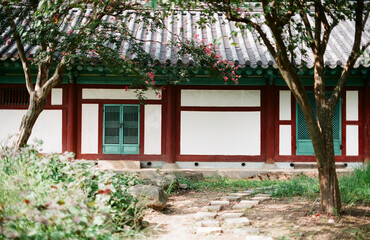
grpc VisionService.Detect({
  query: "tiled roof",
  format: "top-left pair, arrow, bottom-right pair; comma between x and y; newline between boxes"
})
1,10 -> 369,69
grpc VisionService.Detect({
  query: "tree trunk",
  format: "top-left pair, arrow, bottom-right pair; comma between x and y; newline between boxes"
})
14,91 -> 46,150
316,112 -> 342,214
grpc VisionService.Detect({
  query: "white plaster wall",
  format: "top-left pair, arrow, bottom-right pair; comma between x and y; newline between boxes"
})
279,125 -> 291,155
279,90 -> 291,120
81,104 -> 99,154
144,105 -> 162,154
346,91 -> 358,121
181,90 -> 260,107
82,89 -> 161,100
51,88 -> 63,105
346,125 -> 358,156
0,110 -> 62,152
180,111 -> 260,155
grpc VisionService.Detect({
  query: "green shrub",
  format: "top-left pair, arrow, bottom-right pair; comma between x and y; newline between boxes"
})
0,144 -> 143,239
339,164 -> 370,204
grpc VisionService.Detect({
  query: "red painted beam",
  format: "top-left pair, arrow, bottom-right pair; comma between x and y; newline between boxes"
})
66,79 -> 77,154
165,84 -> 176,163
265,85 -> 275,163
365,86 -> 370,163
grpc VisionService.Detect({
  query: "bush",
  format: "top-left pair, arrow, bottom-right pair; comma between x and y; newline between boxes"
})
339,164 -> 370,204
0,144 -> 143,239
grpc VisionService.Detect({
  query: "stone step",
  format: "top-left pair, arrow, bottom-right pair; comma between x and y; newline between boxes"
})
254,193 -> 271,197
196,227 -> 223,236
201,205 -> 223,212
220,196 -> 241,201
245,236 -> 273,240
210,200 -> 230,206
219,212 -> 244,220
251,196 -> 271,202
228,192 -> 252,197
232,203 -> 254,210
233,227 -> 260,235
194,212 -> 217,220
240,200 -> 260,205
224,217 -> 251,228
196,220 -> 221,227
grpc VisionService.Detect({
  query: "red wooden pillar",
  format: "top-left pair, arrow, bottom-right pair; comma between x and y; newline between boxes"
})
364,85 -> 370,163
164,84 -> 176,164
265,84 -> 275,163
66,79 -> 77,154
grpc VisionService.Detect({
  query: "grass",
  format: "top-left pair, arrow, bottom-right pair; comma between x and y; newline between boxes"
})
177,165 -> 370,205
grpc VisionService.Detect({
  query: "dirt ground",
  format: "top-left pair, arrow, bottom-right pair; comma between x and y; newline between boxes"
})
141,190 -> 370,240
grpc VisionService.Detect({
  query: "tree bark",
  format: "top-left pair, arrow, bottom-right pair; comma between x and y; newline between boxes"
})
14,92 -> 46,150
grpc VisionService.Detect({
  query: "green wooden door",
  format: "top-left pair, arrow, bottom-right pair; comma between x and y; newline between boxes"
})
296,92 -> 341,155
103,104 -> 140,154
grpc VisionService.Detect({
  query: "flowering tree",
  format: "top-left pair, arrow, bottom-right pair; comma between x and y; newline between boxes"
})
0,0 -> 169,150
156,0 -> 370,214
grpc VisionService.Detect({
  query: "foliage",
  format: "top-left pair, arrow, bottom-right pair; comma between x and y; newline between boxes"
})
0,144 -> 143,239
176,169 -> 370,205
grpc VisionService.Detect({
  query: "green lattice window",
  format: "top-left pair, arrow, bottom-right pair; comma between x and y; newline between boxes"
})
296,92 -> 341,155
103,104 -> 140,154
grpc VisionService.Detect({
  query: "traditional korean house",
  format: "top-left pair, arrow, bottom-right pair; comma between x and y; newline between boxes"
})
0,12 -> 369,168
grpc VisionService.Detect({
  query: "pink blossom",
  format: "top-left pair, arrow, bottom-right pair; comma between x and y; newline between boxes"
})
67,30 -> 72,35
224,76 -> 228,81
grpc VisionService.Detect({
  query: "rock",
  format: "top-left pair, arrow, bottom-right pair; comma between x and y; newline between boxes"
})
240,200 -> 260,205
224,217 -> 251,227
233,227 -> 260,235
328,219 -> 335,224
128,184 -> 167,210
233,204 -> 254,210
176,171 -> 205,182
196,227 -> 222,236
251,196 -> 271,202
243,190 -> 255,194
245,236 -> 273,240
210,200 -> 230,206
221,196 -> 241,201
196,220 -> 221,227
201,205 -> 223,212
219,212 -> 244,220
147,174 -> 178,190
179,183 -> 188,189
194,212 -> 217,220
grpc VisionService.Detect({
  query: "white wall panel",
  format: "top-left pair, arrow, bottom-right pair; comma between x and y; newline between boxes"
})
279,90 -> 291,120
346,125 -> 358,156
279,125 -> 291,155
180,111 -> 260,155
81,104 -> 99,154
82,89 -> 161,100
144,105 -> 162,154
346,91 -> 358,121
0,110 -> 62,152
51,88 -> 63,105
181,90 -> 260,107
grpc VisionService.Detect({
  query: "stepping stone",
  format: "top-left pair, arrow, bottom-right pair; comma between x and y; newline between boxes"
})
201,205 -> 223,212
251,196 -> 271,202
196,220 -> 221,227
233,227 -> 260,235
245,236 -> 273,240
240,200 -> 260,205
224,217 -> 250,227
219,212 -> 244,220
228,192 -> 251,197
210,200 -> 230,206
196,227 -> 222,236
233,203 -> 253,210
254,193 -> 271,197
194,212 -> 217,220
221,196 -> 241,201
242,190 -> 254,194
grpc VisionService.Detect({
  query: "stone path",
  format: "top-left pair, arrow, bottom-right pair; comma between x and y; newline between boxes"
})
194,187 -> 276,240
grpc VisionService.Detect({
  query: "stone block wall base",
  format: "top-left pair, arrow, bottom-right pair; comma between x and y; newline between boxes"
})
261,163 -> 278,169
97,160 -> 141,170
162,163 -> 180,169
